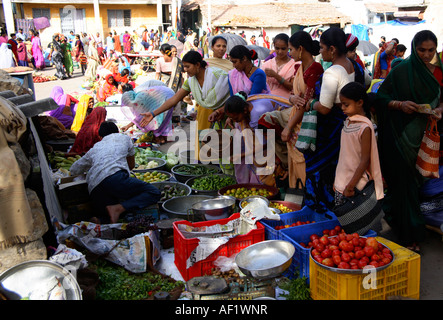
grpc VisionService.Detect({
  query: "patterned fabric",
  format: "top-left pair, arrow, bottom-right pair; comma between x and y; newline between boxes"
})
183,67 -> 230,111
121,86 -> 175,136
49,38 -> 67,79
70,132 -> 136,193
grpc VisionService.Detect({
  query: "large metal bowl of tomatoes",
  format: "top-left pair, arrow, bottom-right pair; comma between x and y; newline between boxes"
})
309,232 -> 394,274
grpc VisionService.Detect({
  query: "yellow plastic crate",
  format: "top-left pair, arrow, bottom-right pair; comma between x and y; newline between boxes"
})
309,237 -> 421,300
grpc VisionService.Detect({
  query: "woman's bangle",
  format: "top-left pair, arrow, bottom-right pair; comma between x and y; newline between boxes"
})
279,77 -> 285,84
310,98 -> 318,111
150,111 -> 155,118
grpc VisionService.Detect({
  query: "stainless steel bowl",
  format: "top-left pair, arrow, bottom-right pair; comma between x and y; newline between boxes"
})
235,240 -> 295,280
239,195 -> 269,210
162,195 -> 214,221
192,196 -> 236,219
151,181 -> 192,203
309,237 -> 395,274
133,157 -> 166,172
0,260 -> 82,300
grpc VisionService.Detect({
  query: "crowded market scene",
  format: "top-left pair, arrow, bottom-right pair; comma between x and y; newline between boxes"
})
0,0 -> 443,308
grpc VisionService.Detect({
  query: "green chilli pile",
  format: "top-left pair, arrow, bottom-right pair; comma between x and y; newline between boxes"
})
191,174 -> 236,191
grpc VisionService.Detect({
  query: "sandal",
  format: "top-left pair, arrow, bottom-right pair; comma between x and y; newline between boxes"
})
406,243 -> 421,255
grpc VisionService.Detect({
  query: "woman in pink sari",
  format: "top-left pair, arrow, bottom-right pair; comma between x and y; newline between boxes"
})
123,31 -> 132,53
30,30 -> 45,70
261,33 -> 295,99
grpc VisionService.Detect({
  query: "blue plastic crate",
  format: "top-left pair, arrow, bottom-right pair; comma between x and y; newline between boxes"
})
280,219 -> 377,281
260,206 -> 337,241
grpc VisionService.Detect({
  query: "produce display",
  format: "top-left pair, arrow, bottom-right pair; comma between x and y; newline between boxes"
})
274,221 -> 315,230
33,75 -> 58,82
48,152 -> 81,170
120,216 -> 158,239
191,175 -> 236,191
93,259 -> 184,300
277,277 -> 311,300
270,202 -> 293,214
304,226 -> 394,270
173,164 -> 219,176
134,171 -> 169,183
136,160 -> 160,170
159,184 -> 188,201
134,147 -> 179,171
224,187 -> 273,199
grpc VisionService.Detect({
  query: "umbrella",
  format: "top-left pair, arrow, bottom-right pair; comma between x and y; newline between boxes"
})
246,45 -> 271,60
208,33 -> 247,54
357,40 -> 378,56
167,39 -> 184,57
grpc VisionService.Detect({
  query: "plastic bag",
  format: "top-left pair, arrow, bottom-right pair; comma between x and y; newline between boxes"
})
214,255 -> 238,273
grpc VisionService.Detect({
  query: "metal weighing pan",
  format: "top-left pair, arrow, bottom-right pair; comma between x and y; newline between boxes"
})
235,240 -> 295,280
0,260 -> 82,300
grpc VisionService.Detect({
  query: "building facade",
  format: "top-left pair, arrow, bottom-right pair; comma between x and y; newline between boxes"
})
2,0 -> 174,46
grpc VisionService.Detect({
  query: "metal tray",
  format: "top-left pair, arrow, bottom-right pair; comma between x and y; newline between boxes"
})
0,260 -> 82,300
235,240 -> 295,280
309,237 -> 395,274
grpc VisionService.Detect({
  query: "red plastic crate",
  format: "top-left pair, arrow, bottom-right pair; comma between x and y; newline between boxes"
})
173,213 -> 265,281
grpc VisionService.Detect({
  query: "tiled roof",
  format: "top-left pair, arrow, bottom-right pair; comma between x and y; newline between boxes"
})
182,1 -> 352,27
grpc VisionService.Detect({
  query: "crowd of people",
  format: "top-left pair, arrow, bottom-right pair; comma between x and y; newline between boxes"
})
20,25 -> 443,250
135,27 -> 443,253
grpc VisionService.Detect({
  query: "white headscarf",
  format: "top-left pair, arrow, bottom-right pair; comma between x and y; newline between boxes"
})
0,43 -> 15,68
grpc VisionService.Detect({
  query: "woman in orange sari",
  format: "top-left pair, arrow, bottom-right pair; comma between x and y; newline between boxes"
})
97,74 -> 119,102
113,31 -> 122,53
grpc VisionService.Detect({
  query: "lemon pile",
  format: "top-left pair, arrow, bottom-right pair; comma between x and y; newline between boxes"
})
134,171 -> 169,183
223,187 -> 272,200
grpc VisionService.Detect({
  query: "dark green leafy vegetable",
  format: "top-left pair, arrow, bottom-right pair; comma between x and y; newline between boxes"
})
277,274 -> 311,300
93,260 -> 184,300
191,175 -> 236,191
174,164 -> 219,175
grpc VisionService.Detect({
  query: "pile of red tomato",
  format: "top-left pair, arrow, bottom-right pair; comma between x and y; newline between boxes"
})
274,220 -> 315,230
33,76 -> 49,83
300,226 -> 394,270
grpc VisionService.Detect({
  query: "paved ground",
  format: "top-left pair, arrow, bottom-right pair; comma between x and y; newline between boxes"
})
32,65 -> 443,300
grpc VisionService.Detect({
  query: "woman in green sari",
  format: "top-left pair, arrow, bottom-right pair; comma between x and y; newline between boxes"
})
138,51 -> 231,161
376,30 -> 443,252
61,37 -> 74,77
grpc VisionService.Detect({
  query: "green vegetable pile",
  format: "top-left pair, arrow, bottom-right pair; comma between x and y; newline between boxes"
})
174,164 -> 219,176
277,274 -> 311,300
93,260 -> 184,300
159,184 -> 188,201
135,147 -> 179,171
48,152 -> 81,170
191,174 -> 236,191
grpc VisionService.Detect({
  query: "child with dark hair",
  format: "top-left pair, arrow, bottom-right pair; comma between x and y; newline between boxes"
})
332,82 -> 384,232
223,91 -> 288,186
70,120 -> 161,223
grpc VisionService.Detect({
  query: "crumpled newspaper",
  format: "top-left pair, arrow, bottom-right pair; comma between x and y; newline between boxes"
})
183,202 -> 280,269
55,221 -> 160,273
49,244 -> 88,271
239,201 -> 280,234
